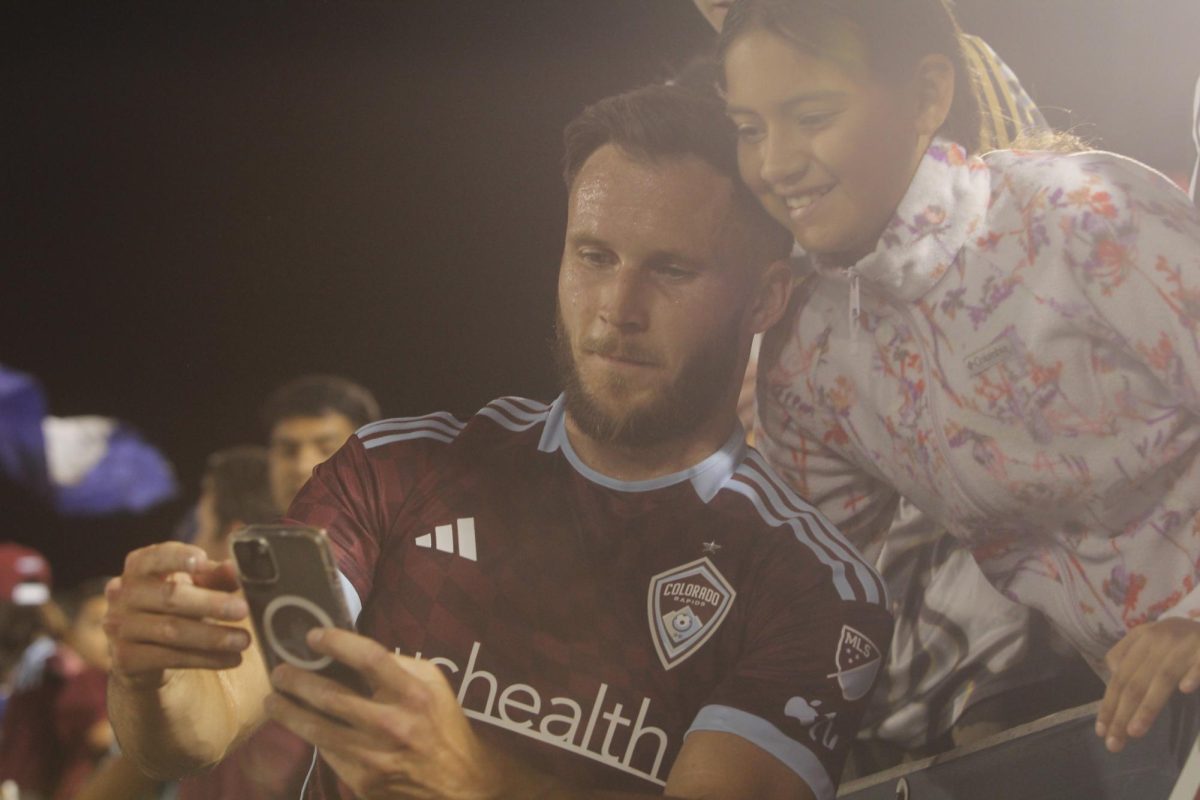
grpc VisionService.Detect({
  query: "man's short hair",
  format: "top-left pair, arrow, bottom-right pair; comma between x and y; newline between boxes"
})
561,83 -> 794,267
205,445 -> 277,532
260,375 -> 380,433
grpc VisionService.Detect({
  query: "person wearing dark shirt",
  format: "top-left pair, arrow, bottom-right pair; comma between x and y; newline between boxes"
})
103,83 -> 889,799
262,375 -> 381,515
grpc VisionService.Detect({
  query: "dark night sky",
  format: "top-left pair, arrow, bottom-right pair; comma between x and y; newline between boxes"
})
4,1 -> 1199,585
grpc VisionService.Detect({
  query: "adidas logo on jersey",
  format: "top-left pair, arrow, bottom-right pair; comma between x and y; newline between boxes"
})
415,517 -> 477,561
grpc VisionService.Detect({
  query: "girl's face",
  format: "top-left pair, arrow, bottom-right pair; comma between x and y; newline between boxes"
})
724,26 -> 929,265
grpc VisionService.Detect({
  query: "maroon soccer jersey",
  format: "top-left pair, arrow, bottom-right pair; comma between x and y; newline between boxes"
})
287,396 -> 890,799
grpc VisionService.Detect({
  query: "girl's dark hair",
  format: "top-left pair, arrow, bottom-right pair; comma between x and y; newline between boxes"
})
717,0 -> 983,154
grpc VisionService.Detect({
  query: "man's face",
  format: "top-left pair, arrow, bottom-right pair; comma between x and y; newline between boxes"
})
267,413 -> 357,512
556,144 -> 760,447
691,0 -> 733,32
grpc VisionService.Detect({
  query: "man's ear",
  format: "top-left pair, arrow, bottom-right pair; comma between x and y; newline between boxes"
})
749,259 -> 795,334
912,53 -> 956,138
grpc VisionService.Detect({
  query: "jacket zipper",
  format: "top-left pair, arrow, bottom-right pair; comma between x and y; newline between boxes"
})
847,269 -> 861,353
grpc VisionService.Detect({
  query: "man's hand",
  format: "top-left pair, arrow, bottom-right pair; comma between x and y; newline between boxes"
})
105,542 -> 252,691
266,628 -> 519,800
105,543 -> 271,778
269,629 -> 817,800
1096,617 -> 1200,752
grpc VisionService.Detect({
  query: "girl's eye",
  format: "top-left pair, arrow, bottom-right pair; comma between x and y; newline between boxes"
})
735,123 -> 764,144
796,111 -> 836,128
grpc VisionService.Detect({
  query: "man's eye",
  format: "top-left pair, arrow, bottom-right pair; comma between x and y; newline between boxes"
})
656,264 -> 694,281
579,249 -> 614,267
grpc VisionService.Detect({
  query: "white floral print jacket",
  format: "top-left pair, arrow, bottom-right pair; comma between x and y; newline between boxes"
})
759,137 -> 1200,666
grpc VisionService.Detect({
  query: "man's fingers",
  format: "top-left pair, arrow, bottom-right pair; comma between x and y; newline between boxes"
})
271,664 -> 424,747
265,691 -> 389,756
109,611 -> 250,654
124,543 -> 214,579
192,560 -> 242,592
116,578 -> 247,621
110,640 -> 244,678
306,629 -> 416,696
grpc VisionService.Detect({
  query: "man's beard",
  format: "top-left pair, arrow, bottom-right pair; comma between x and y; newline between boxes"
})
553,309 -> 742,449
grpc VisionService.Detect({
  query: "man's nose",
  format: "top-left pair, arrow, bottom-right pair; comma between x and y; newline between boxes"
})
598,268 -> 648,331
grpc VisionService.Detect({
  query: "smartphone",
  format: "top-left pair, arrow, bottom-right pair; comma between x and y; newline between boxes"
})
231,524 -> 370,696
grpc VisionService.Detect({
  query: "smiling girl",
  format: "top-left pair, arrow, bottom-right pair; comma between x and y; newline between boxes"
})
718,0 -> 1200,755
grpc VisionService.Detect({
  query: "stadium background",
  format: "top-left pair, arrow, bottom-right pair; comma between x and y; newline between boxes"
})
4,0 -> 1199,583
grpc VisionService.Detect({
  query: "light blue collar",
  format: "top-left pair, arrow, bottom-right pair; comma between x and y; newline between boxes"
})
537,394 -> 745,503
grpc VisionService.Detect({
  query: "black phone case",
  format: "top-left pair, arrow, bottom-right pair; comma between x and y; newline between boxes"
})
231,525 -> 369,696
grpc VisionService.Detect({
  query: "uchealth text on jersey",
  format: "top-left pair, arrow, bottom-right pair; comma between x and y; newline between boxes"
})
411,640 -> 670,787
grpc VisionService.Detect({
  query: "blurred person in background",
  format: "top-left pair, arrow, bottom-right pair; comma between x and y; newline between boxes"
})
686,0 -> 1089,776
1,575 -> 112,800
169,381 -> 379,799
0,543 -> 60,720
176,445 -> 299,800
261,375 -> 381,515
75,447 -> 284,800
147,378 -> 378,797
190,446 -> 279,562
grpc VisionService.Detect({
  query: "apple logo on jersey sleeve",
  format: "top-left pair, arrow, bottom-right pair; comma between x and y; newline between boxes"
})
647,557 -> 736,670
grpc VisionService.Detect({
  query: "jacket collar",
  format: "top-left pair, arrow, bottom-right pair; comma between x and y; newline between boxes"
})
812,137 -> 991,302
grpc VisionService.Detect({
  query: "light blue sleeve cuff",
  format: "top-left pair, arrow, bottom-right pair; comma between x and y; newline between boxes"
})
686,704 -> 833,800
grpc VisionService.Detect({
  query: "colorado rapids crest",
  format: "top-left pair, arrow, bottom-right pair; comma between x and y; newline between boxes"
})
647,557 -> 735,670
